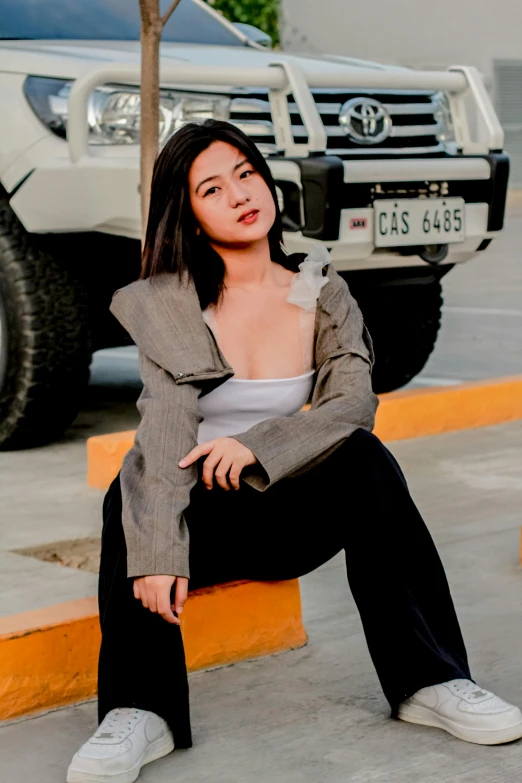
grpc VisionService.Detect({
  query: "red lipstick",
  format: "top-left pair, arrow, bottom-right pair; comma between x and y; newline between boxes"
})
238,209 -> 259,224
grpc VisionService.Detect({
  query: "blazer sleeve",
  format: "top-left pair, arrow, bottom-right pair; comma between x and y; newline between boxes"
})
230,276 -> 379,491
109,282 -> 206,579
118,349 -> 202,579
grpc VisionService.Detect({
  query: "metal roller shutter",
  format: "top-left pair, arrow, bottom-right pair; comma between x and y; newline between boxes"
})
494,59 -> 522,187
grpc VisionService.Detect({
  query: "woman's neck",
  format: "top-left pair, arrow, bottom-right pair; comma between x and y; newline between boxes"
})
210,237 -> 281,290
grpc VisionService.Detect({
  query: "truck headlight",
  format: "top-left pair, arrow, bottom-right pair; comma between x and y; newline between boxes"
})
24,76 -> 230,145
432,91 -> 456,150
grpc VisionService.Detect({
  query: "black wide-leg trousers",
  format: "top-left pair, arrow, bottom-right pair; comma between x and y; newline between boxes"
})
97,429 -> 473,749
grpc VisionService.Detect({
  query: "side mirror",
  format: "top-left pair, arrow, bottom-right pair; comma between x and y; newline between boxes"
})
232,23 -> 273,49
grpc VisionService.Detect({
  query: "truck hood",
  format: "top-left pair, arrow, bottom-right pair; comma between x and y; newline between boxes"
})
0,39 -> 406,83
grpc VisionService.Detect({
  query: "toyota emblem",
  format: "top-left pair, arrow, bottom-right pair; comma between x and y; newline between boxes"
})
339,97 -> 392,145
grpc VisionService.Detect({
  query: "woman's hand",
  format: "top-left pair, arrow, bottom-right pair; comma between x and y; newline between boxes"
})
133,574 -> 188,625
179,436 -> 258,490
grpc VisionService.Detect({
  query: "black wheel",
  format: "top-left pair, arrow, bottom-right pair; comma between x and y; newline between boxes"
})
0,203 -> 92,449
346,277 -> 443,394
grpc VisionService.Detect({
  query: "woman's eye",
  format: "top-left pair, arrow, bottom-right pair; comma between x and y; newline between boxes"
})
240,169 -> 255,179
204,186 -> 219,197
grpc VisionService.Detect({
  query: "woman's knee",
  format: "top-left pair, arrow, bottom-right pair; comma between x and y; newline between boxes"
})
337,428 -> 408,483
351,428 -> 409,488
345,427 -> 386,456
325,429 -> 383,479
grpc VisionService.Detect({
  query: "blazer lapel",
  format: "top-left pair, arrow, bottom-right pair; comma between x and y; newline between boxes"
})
110,270 -> 234,383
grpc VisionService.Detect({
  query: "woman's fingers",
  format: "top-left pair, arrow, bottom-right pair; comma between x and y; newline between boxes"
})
201,450 -> 222,489
214,455 -> 234,491
133,575 -> 179,624
181,438 -> 254,490
158,583 -> 179,625
140,585 -> 150,609
204,455 -> 246,491
228,463 -> 242,490
147,586 -> 158,614
178,440 -> 214,468
173,577 -> 189,616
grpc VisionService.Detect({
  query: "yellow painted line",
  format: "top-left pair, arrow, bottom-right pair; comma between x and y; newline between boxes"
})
87,375 -> 522,490
0,580 -> 306,721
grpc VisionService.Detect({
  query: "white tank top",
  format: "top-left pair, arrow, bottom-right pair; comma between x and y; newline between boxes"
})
196,244 -> 331,444
197,370 -> 315,444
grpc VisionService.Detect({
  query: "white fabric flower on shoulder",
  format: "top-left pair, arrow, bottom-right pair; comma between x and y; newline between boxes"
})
286,242 -> 331,311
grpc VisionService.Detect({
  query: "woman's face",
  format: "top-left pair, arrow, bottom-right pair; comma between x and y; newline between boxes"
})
188,140 -> 276,247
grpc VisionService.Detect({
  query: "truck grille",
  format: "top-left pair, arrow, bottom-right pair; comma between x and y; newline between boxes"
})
227,89 -> 443,157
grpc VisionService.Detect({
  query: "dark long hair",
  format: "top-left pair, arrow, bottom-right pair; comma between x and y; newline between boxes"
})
140,119 -> 298,309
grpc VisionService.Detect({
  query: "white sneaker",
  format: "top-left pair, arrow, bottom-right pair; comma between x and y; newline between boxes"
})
66,707 -> 174,783
398,678 -> 522,745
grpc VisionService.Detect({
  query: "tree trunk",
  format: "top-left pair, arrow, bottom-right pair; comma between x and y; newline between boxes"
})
139,0 -> 184,247
139,1 -> 162,243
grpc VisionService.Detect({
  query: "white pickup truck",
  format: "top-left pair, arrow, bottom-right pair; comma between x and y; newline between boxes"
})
0,0 -> 509,448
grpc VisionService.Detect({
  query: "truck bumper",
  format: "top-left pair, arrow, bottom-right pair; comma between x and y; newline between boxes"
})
273,153 -> 509,270
9,144 -> 508,271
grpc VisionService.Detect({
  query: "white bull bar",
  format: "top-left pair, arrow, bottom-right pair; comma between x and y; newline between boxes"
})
67,61 -> 504,163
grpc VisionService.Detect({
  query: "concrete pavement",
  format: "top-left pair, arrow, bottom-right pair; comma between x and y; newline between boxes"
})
0,439 -> 101,615
2,421 -> 522,782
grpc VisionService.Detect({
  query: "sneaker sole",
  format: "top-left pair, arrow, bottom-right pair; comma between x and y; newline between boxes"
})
398,703 -> 522,746
66,731 -> 175,783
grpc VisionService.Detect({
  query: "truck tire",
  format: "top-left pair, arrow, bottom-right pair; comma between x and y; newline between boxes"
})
348,278 -> 443,394
0,204 -> 92,449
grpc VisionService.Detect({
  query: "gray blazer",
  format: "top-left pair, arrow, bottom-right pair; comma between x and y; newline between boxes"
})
109,263 -> 379,579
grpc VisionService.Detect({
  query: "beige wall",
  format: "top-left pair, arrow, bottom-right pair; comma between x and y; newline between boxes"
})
281,0 -> 522,88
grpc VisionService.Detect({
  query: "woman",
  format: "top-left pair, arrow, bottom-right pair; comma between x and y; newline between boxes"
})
67,120 -> 522,783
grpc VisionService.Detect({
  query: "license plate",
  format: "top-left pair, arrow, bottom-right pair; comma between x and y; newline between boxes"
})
374,198 -> 465,247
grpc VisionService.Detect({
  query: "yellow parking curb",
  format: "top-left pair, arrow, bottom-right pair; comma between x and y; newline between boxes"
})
374,374 -> 522,441
87,430 -> 136,491
0,597 -> 100,721
0,579 -> 306,721
87,375 -> 522,490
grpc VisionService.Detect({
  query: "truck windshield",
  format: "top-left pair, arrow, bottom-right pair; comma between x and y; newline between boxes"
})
0,0 -> 244,46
